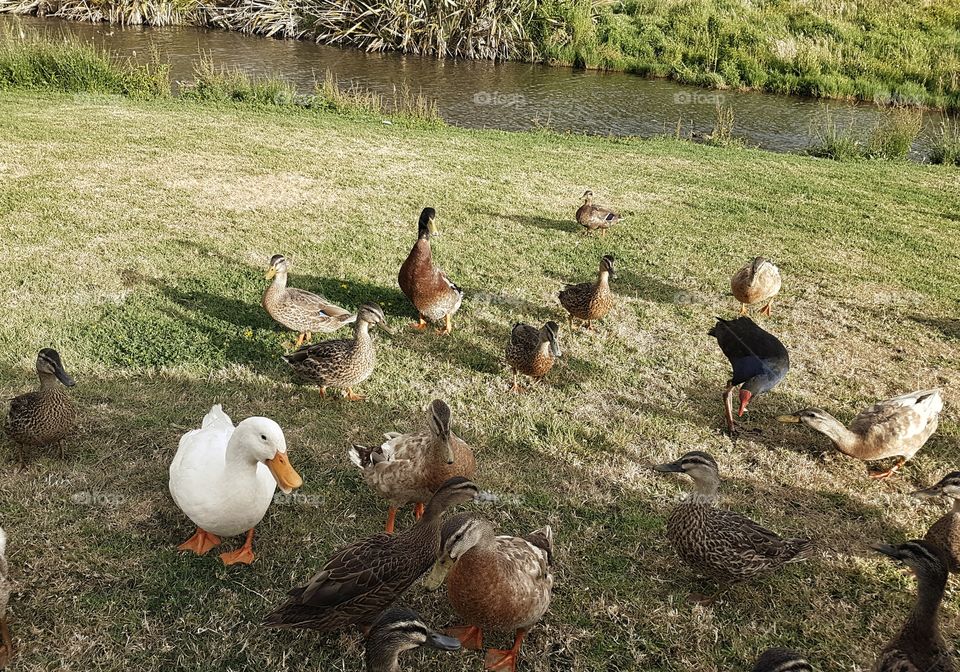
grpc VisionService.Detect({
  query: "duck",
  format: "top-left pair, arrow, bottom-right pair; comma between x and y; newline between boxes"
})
912,471 -> 960,572
168,405 -> 303,565
709,316 -> 789,433
0,528 -> 11,667
752,648 -> 811,672
653,451 -> 812,586
262,254 -> 356,347
262,477 -> 479,633
576,190 -> 622,236
423,513 -> 553,672
559,255 -> 616,331
397,207 -> 463,336
777,389 -> 942,479
349,400 -> 476,534
282,303 -> 390,401
731,257 -> 781,316
4,348 -> 77,464
365,607 -> 461,672
871,540 -> 953,672
505,321 -> 561,393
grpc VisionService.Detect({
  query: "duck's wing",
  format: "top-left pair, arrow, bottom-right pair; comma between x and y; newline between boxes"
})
706,508 -> 810,562
284,288 -> 354,320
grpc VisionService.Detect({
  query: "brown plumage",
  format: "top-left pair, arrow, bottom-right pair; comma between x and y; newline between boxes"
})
349,400 -> 476,533
913,472 -> 960,572
731,257 -> 781,316
575,190 -> 621,236
4,349 -> 77,463
558,255 -> 615,331
397,207 -> 463,335
654,452 -> 813,585
262,477 -> 479,633
504,321 -> 560,393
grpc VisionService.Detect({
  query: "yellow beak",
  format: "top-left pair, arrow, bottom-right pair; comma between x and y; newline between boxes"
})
422,556 -> 455,591
776,415 -> 801,423
265,267 -> 277,280
265,451 -> 303,494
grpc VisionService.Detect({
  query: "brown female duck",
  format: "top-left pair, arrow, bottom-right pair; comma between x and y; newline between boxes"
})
4,349 -> 77,464
505,321 -> 560,393
913,472 -> 960,572
262,477 -> 478,633
576,190 -> 622,236
558,255 -> 616,331
349,399 -> 476,533
731,257 -> 781,316
424,513 -> 553,672
398,207 -> 463,335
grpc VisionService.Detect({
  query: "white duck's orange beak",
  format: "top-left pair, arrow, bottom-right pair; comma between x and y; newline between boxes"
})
265,451 -> 303,494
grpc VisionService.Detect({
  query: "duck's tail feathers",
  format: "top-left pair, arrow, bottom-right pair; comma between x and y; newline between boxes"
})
202,404 -> 233,429
786,538 -> 815,562
349,444 -> 373,468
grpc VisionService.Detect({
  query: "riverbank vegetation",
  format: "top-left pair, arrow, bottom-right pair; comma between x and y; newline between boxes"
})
2,0 -> 959,111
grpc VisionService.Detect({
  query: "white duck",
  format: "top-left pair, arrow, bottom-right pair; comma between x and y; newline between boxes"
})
169,405 -> 303,565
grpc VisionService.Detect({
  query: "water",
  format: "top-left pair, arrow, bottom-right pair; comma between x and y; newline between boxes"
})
5,15 -> 953,157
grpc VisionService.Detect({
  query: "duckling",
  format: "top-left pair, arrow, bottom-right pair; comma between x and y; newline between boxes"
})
505,321 -> 560,393
424,513 -> 553,672
871,540 -> 953,672
912,471 -> 960,572
349,399 -> 476,534
0,528 -> 11,667
282,303 -> 390,401
559,255 -> 616,331
4,349 -> 77,464
752,648 -> 811,672
709,317 -> 789,433
262,254 -> 356,347
653,451 -> 812,586
576,190 -> 622,236
262,477 -> 479,633
398,207 -> 463,336
731,257 -> 781,316
778,389 -> 942,479
365,607 -> 461,672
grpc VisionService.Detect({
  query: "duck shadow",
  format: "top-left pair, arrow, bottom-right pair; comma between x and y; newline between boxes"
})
613,269 -> 694,305
908,314 -> 960,340
480,209 -> 577,234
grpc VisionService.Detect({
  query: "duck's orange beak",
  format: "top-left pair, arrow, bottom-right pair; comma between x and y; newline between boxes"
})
265,451 -> 303,494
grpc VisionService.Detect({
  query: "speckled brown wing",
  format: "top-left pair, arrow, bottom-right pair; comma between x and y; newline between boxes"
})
925,512 -> 960,573
850,391 -> 942,461
279,288 -> 355,332
873,647 -> 954,672
577,204 -> 620,232
4,389 -> 76,446
559,281 -> 612,321
506,324 -> 544,376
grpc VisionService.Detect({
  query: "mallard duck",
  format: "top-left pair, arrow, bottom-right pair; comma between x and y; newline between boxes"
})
263,254 -> 356,347
262,477 -> 479,632
558,255 -> 616,331
912,471 -> 960,572
0,528 -> 11,667
653,451 -> 812,585
4,349 -> 77,464
709,316 -> 789,433
731,257 -> 781,316
365,607 -> 460,672
397,207 -> 463,336
423,513 -> 553,672
505,321 -> 560,393
168,405 -> 303,565
871,540 -> 953,672
282,303 -> 390,401
349,399 -> 476,534
752,649 -> 811,672
778,389 -> 942,479
576,190 -> 622,236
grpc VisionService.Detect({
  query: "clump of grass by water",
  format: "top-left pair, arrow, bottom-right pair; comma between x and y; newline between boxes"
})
929,119 -> 960,166
312,70 -> 441,123
0,21 -> 168,97
180,55 -> 298,106
806,107 -> 863,161
705,104 -> 743,148
865,107 -> 922,160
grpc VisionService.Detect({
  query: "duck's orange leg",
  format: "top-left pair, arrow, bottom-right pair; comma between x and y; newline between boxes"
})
319,386 -> 328,399
411,315 -> 428,331
761,301 -> 772,317
484,629 -> 528,671
447,625 -> 483,651
346,388 -> 366,401
177,528 -> 221,555
510,371 -> 522,394
738,304 -> 748,316
385,506 -> 398,534
220,528 -> 256,566
0,616 -> 13,666
294,333 -> 307,348
870,457 -> 906,480
436,314 -> 452,336
413,502 -> 425,520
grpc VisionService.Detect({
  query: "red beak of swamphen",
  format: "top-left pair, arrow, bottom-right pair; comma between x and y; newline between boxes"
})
738,389 -> 753,416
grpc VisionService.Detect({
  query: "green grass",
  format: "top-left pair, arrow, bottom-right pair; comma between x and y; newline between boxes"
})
0,90 -> 959,671
931,118 -> 960,166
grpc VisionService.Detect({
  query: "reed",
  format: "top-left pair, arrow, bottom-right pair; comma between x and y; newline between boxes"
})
865,106 -> 922,161
180,53 -> 298,105
929,118 -> 960,166
806,106 -> 863,161
705,104 -> 742,148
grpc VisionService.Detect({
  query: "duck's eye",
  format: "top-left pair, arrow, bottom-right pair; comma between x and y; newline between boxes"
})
260,434 -> 267,441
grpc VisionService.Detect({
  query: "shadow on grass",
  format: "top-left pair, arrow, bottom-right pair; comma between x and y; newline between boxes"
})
481,209 -> 578,234
908,314 -> 960,340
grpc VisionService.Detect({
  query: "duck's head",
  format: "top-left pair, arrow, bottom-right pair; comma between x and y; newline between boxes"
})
234,417 -> 303,494
599,254 -> 616,280
776,408 -> 834,431
357,303 -> 392,334
752,649 -> 811,672
542,321 -> 561,358
582,189 -> 594,203
265,254 -> 288,280
871,539 -> 947,583
365,607 -> 460,670
422,477 -> 479,520
417,207 -> 438,239
36,348 -> 75,387
423,513 -> 493,590
653,451 -> 720,490
912,471 -> 960,501
427,399 -> 454,464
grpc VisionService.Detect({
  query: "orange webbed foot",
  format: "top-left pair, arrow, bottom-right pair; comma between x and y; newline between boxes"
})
446,625 -> 483,651
219,529 -> 255,565
410,316 -> 428,331
177,528 -> 221,556
484,630 -> 527,671
345,388 -> 367,402
413,502 -> 425,520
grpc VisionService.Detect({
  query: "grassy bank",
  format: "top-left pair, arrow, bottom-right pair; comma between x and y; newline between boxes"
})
1,81 -> 960,671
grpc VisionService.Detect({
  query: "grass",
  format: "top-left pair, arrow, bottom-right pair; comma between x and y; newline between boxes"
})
1,89 -> 960,671
931,119 -> 960,166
